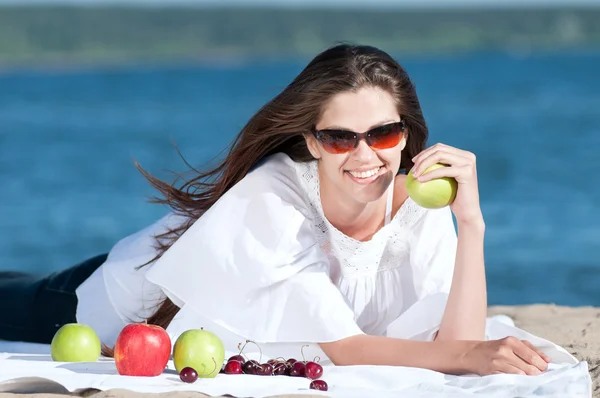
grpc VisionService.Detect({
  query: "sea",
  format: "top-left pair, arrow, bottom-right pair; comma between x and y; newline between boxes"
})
1,50 -> 599,306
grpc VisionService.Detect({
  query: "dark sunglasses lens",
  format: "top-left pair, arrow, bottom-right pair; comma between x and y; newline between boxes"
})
316,130 -> 357,154
368,123 -> 404,150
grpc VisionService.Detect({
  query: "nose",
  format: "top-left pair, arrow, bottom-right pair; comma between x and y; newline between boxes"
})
352,138 -> 376,162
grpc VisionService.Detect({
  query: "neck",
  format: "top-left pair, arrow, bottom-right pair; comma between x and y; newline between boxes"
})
319,174 -> 389,242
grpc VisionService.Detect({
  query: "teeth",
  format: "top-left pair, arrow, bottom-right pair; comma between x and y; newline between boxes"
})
348,167 -> 381,179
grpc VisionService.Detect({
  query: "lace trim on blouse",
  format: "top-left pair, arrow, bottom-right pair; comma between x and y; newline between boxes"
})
293,160 -> 426,277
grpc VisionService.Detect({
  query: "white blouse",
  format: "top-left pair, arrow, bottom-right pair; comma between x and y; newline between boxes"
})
75,152 -> 459,360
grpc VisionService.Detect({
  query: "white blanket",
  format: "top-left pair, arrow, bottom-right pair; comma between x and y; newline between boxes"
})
0,341 -> 592,398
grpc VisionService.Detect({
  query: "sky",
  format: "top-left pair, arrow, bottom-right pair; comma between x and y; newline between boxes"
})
0,0 -> 598,7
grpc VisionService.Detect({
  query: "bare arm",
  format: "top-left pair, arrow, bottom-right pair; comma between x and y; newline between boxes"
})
410,144 -> 488,342
436,218 -> 487,341
319,330 -> 551,376
319,334 -> 473,375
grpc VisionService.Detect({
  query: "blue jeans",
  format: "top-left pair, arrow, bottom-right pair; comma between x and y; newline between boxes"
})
0,253 -> 107,344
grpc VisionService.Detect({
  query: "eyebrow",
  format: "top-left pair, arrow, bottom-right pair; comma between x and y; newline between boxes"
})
319,119 -> 399,131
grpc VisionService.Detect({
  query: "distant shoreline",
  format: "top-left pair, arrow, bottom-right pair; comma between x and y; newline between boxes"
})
1,5 -> 599,69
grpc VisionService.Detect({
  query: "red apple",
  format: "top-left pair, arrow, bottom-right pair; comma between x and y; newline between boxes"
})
114,323 -> 171,377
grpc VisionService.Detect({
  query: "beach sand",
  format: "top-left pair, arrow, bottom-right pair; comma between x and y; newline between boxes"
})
487,304 -> 599,397
4,304 -> 598,398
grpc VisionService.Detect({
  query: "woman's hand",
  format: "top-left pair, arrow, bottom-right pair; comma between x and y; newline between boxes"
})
463,337 -> 552,376
411,143 -> 482,225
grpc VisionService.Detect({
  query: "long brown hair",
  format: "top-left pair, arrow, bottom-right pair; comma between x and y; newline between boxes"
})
140,43 -> 429,329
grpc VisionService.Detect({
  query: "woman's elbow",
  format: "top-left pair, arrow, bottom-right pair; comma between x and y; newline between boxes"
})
318,337 -> 359,366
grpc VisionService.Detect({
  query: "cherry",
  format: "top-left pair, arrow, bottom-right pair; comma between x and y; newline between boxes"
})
228,355 -> 245,363
256,363 -> 274,376
309,379 -> 328,391
242,359 -> 260,375
289,361 -> 306,377
279,358 -> 296,376
179,367 -> 198,383
305,361 -> 323,380
280,359 -> 295,375
272,362 -> 287,376
224,360 -> 243,374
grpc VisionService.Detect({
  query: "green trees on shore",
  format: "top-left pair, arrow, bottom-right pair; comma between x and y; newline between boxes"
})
0,5 -> 598,65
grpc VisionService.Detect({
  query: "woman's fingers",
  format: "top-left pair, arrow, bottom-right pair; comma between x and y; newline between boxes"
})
492,362 -> 528,376
411,143 -> 474,165
412,150 -> 470,178
414,164 -> 469,183
521,340 -> 552,363
411,143 -> 477,185
516,340 -> 551,369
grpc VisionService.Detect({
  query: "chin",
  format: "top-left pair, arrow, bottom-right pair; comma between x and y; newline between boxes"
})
351,190 -> 386,205
344,170 -> 394,203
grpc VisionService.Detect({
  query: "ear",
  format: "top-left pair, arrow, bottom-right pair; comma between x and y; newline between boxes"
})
399,132 -> 407,152
304,133 -> 322,159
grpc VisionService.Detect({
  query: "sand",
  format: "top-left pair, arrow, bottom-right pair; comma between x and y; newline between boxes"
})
2,304 -> 598,398
487,304 -> 599,396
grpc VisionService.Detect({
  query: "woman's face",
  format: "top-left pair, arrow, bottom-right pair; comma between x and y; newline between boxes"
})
306,86 -> 406,206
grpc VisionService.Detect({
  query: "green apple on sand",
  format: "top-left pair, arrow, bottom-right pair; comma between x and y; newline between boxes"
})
50,323 -> 101,362
173,329 -> 225,378
405,163 -> 458,209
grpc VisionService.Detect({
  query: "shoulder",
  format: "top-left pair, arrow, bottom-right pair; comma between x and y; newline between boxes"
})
227,152 -> 312,217
245,152 -> 304,186
144,155 -> 325,289
194,153 -> 316,250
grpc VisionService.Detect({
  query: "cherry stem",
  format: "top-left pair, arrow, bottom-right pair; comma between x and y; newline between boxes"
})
245,339 -> 263,363
300,344 -> 309,363
237,341 -> 250,361
313,356 -> 321,363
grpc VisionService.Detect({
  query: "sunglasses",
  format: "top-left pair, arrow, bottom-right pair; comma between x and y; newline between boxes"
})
311,120 -> 406,154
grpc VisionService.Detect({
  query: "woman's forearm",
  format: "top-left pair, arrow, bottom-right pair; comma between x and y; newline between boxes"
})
320,334 -> 473,374
436,217 -> 487,341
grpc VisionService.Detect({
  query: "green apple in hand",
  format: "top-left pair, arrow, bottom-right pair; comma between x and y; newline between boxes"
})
51,323 -> 101,362
173,329 -> 225,378
406,163 -> 458,209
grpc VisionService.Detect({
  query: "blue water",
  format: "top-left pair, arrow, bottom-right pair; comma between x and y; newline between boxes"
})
1,51 -> 599,306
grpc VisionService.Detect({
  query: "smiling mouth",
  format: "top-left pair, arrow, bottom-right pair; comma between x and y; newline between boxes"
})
346,166 -> 382,179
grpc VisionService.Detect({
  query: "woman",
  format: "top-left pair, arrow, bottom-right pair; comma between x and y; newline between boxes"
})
0,43 -> 575,377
